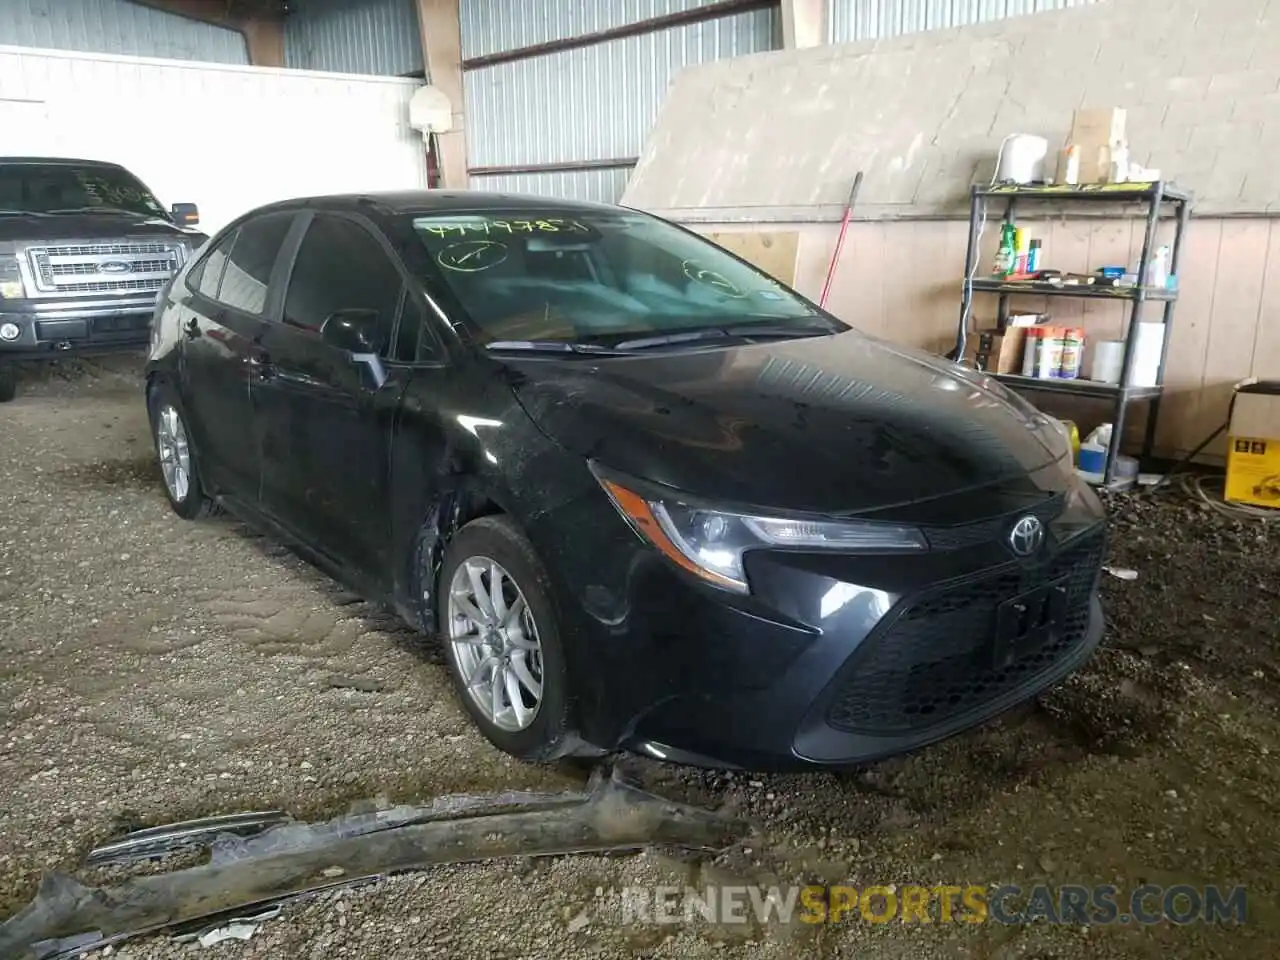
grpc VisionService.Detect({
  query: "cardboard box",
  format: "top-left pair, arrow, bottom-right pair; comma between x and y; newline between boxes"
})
966,327 -> 1027,374
1069,107 -> 1127,183
1224,382 -> 1280,509
1070,107 -> 1127,145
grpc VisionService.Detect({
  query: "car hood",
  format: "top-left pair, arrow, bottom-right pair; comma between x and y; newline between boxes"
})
501,330 -> 1067,515
0,211 -> 201,243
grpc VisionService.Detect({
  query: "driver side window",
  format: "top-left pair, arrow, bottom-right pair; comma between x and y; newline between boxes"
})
283,215 -> 402,350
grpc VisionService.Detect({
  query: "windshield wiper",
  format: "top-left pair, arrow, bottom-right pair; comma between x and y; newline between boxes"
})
485,339 -> 626,356
0,209 -> 54,217
613,321 -> 836,351
47,205 -> 151,217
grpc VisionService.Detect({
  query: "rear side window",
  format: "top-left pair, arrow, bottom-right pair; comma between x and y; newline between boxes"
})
283,215 -> 403,344
217,212 -> 294,315
192,229 -> 236,300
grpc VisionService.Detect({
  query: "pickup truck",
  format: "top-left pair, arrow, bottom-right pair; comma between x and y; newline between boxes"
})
0,156 -> 207,402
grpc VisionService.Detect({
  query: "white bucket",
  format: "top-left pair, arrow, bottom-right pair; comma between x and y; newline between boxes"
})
996,134 -> 1050,184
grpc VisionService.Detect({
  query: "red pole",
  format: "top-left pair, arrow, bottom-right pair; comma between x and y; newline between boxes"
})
819,172 -> 863,309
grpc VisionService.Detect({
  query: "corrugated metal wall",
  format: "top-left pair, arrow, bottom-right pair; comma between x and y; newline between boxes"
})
463,2 -> 778,203
461,0 -> 730,58
283,0 -> 424,76
829,0 -> 1101,42
4,0 -> 247,63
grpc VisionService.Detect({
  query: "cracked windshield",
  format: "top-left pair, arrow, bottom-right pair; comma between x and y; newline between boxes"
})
411,210 -> 828,346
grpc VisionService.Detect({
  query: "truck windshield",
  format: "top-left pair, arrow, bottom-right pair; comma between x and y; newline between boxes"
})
409,209 -> 840,346
0,162 -> 168,218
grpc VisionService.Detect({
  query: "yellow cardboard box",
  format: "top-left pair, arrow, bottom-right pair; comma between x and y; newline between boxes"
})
1224,382 -> 1280,509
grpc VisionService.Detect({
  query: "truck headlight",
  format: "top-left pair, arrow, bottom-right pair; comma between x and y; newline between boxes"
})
0,255 -> 24,299
593,465 -> 927,593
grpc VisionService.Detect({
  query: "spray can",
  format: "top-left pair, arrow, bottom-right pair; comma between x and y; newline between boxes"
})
1021,327 -> 1044,378
1013,228 -> 1030,273
1027,239 -> 1042,273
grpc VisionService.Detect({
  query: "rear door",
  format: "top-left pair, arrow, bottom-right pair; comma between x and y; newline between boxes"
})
251,212 -> 414,578
179,211 -> 297,499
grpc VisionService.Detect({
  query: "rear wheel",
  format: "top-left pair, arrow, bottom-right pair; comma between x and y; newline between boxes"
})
0,364 -> 16,403
148,382 -> 217,520
435,515 -> 593,762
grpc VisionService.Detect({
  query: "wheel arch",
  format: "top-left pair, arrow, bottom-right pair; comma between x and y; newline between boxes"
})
404,476 -> 515,633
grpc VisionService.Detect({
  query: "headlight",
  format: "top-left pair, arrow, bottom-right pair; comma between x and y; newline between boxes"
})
1051,471 -> 1106,542
593,467 -> 927,593
0,254 -> 25,299
1045,417 -> 1073,465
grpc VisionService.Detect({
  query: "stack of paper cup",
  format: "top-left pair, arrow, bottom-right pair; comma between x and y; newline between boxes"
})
1090,341 -> 1125,384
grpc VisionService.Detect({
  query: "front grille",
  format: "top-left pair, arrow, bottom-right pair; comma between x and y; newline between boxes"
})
825,527 -> 1105,735
923,494 -> 1065,551
26,242 -> 182,296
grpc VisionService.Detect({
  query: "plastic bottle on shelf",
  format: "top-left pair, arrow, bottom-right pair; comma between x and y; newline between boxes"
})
1027,239 -> 1042,273
1021,327 -> 1044,377
1146,245 -> 1171,289
993,224 -> 1017,276
1061,145 -> 1081,185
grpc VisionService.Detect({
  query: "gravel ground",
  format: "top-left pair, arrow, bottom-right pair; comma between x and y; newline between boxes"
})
1,356 -> 1277,959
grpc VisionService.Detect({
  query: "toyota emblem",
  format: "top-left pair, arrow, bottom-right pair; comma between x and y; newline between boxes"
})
1008,515 -> 1045,557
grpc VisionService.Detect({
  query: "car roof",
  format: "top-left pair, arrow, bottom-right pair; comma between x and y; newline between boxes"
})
249,190 -> 630,221
0,156 -> 127,168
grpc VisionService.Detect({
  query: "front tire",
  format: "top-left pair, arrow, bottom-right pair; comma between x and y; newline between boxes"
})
147,382 -> 217,520
0,364 -> 16,403
436,515 -> 587,762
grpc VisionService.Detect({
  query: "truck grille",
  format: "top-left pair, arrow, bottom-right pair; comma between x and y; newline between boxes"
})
26,242 -> 183,296
825,526 -> 1105,736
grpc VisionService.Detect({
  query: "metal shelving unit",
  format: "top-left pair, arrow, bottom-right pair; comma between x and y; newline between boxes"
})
952,181 -> 1192,489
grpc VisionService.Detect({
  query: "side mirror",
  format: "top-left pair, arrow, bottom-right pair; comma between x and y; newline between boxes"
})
171,202 -> 199,226
320,308 -> 388,388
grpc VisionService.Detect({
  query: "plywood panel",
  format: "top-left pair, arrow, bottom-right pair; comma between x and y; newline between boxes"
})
1250,220 -> 1280,381
705,230 -> 800,287
1080,219 -> 1135,345
833,223 -> 886,336
1043,218 -> 1090,330
1155,219 -> 1222,452
1195,221 -> 1271,456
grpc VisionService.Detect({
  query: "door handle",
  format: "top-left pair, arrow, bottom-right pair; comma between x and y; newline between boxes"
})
247,350 -> 275,379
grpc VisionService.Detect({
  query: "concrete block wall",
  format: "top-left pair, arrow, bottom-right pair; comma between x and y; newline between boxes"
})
624,0 -> 1280,219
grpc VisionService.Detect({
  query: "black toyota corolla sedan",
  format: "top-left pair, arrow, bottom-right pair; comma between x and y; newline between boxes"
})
144,191 -> 1107,771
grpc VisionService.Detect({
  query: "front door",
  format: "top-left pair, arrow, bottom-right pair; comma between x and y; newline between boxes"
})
179,211 -> 296,499
251,212 -> 411,578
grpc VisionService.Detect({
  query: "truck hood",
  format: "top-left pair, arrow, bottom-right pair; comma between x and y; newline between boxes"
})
502,330 -> 1068,516
0,211 -> 203,244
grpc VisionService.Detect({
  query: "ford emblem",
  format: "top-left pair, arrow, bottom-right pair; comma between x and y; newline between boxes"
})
99,261 -> 132,274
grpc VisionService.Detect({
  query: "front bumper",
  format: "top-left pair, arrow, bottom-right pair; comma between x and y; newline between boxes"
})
0,295 -> 157,360
537,489 -> 1107,772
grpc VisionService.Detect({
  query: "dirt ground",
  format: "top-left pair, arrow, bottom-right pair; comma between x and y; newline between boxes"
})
1,357 -> 1277,960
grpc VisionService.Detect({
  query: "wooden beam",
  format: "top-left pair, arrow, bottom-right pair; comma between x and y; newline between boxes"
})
414,0 -> 468,190
129,0 -> 285,67
240,18 -> 285,67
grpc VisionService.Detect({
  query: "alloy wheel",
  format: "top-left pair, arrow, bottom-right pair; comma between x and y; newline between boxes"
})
446,556 -> 545,732
155,404 -> 191,503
